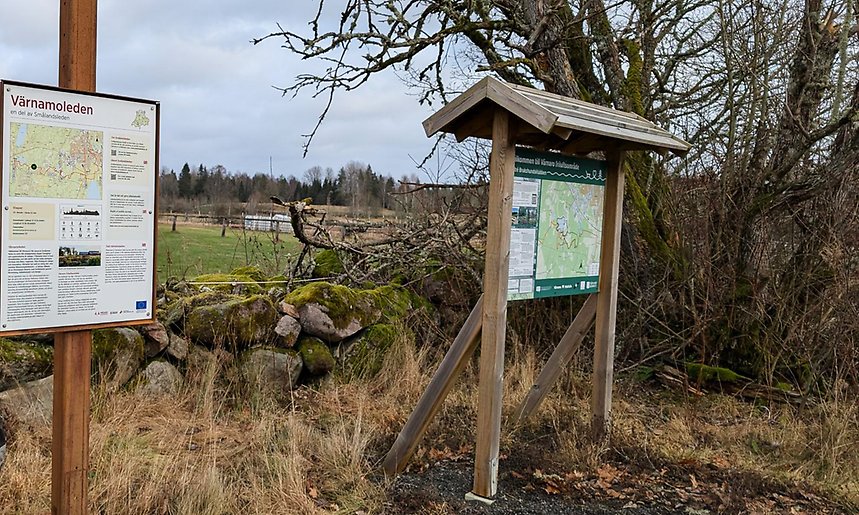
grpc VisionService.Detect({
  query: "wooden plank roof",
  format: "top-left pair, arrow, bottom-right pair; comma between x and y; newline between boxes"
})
423,76 -> 691,156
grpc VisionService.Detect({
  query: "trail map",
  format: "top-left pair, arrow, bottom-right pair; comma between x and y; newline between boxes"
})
508,148 -> 606,301
8,122 -> 103,200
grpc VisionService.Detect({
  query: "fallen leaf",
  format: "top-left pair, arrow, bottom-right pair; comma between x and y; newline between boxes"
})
605,488 -> 624,499
564,470 -> 585,481
308,487 -> 319,499
597,464 -> 620,484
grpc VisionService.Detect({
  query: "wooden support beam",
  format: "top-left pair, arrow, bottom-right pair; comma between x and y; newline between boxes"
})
382,296 -> 484,476
472,109 -> 517,499
512,294 -> 597,424
591,150 -> 626,441
52,330 -> 92,515
59,0 -> 98,91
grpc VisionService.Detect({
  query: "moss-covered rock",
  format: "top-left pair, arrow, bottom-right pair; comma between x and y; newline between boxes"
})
92,327 -> 145,389
283,281 -> 427,343
192,273 -> 263,295
372,285 -> 432,323
284,282 -> 383,342
0,338 -> 53,391
338,323 -> 409,379
161,291 -> 240,331
185,295 -> 278,349
312,249 -> 344,278
297,336 -> 335,376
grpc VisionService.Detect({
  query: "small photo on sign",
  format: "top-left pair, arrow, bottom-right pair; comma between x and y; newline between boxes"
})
58,245 -> 101,267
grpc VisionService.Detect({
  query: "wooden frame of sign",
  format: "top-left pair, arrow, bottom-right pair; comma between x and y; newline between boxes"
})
382,77 -> 689,499
0,2 -> 159,512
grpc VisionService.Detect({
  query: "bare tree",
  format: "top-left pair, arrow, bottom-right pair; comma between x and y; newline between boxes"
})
257,0 -> 859,384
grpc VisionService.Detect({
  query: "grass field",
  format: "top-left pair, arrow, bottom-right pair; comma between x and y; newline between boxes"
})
157,223 -> 301,281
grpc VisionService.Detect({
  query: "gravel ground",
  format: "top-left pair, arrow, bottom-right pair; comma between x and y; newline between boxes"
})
383,458 -> 854,514
386,462 -> 682,514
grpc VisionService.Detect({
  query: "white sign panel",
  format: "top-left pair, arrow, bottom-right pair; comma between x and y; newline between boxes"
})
0,81 -> 158,334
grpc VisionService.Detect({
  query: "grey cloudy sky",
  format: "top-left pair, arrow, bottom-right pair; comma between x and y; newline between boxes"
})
0,0 -> 439,180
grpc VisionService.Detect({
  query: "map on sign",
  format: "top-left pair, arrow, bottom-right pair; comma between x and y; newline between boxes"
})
132,110 -> 150,129
535,181 -> 603,281
8,122 -> 103,200
508,148 -> 606,301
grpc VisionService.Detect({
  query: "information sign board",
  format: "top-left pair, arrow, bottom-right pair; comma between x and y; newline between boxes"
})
508,147 -> 606,300
0,80 -> 158,334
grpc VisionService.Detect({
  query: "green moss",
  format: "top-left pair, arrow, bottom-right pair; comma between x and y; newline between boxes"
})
686,363 -> 749,384
161,291 -> 239,329
283,281 -> 430,332
297,336 -> 335,376
340,323 -> 410,379
621,38 -> 645,116
369,285 -> 433,322
192,272 -> 263,294
185,294 -> 278,348
312,249 -> 345,278
774,381 -> 793,392
0,337 -> 53,364
283,282 -> 380,330
230,265 -> 267,282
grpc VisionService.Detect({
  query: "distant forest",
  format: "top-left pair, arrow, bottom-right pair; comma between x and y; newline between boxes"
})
159,161 -> 420,216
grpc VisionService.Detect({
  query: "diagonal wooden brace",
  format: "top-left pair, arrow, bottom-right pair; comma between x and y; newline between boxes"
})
382,295 -> 484,476
512,294 -> 597,424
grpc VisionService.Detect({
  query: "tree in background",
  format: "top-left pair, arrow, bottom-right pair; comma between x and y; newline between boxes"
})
177,162 -> 193,199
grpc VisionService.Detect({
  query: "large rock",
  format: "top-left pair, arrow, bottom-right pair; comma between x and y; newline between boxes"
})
137,361 -> 184,396
0,338 -> 53,391
92,328 -> 145,390
296,336 -> 336,376
0,375 -> 53,426
161,291 -> 240,331
141,321 -> 170,358
274,315 -> 301,348
185,295 -> 278,349
283,282 -> 384,343
240,348 -> 302,392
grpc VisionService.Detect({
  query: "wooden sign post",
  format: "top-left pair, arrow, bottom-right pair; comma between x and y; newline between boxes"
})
383,77 -> 690,500
472,109 -> 516,498
55,2 -> 98,513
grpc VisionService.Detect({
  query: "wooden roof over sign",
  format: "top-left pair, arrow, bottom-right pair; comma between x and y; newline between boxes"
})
423,77 -> 691,156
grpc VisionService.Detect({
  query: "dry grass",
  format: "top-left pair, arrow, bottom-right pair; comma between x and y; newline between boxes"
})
0,330 -> 856,513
